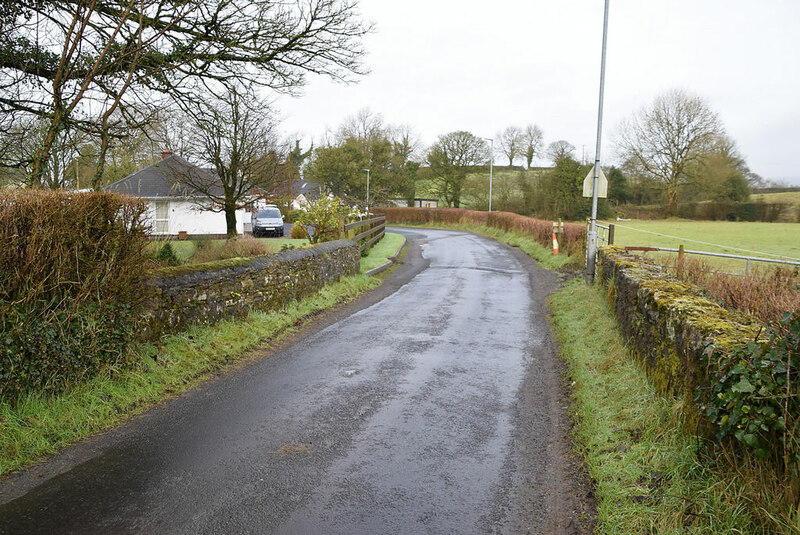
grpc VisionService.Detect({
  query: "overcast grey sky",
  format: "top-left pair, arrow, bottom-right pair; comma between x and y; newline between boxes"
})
276,0 -> 800,184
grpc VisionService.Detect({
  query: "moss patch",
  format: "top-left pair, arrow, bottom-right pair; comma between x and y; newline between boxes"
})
151,257 -> 254,278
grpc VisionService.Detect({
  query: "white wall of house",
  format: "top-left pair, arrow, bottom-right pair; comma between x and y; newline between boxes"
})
145,199 -> 250,236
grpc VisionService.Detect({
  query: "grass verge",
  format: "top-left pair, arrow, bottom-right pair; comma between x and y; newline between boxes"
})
0,273 -> 380,478
389,221 -> 579,271
360,232 -> 405,272
550,279 -> 797,534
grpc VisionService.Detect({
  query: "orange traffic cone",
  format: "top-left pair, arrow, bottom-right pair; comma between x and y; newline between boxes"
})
552,232 -> 559,255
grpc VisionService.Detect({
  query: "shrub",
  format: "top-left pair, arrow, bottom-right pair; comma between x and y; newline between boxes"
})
698,309 -> 800,475
616,201 -> 791,222
672,257 -> 799,324
0,189 -> 149,401
290,222 -> 308,239
154,242 -> 180,266
296,197 -> 348,244
285,209 -> 304,223
190,236 -> 270,264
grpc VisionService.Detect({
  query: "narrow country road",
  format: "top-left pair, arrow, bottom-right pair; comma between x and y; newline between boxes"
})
0,228 -> 588,534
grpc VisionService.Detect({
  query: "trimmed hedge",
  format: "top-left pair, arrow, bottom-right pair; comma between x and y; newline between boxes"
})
375,207 -> 586,256
0,190 -> 149,401
617,201 -> 795,222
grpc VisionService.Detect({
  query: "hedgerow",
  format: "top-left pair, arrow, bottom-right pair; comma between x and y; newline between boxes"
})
376,207 -> 586,255
0,190 -> 149,401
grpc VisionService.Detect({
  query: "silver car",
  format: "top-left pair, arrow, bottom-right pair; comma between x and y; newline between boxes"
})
251,206 -> 284,237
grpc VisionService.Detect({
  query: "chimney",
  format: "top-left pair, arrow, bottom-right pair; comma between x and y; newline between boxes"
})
161,149 -> 173,159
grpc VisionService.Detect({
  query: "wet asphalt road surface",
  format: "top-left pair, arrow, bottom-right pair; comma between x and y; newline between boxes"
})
0,227 -> 580,534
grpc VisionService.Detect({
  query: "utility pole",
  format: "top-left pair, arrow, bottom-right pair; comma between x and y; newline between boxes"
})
363,169 -> 370,214
586,0 -> 610,282
484,138 -> 494,212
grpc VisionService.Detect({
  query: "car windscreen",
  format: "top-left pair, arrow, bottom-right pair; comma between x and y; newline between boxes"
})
256,209 -> 282,218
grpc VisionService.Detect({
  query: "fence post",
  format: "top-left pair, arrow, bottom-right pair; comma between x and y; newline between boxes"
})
608,224 -> 615,245
339,217 -> 345,240
677,244 -> 685,279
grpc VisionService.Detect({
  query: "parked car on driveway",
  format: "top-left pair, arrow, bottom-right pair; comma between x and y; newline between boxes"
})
251,206 -> 285,237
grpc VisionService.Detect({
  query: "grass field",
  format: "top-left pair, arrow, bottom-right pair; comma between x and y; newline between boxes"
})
751,190 -> 800,205
602,219 -> 800,273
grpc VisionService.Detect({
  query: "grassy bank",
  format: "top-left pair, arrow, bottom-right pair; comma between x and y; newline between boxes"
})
360,232 -> 405,272
0,240 -> 398,477
550,279 -> 797,534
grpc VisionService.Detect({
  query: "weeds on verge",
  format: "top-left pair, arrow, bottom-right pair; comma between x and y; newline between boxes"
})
0,275 -> 379,477
551,280 -> 800,534
189,235 -> 273,264
664,256 -> 799,324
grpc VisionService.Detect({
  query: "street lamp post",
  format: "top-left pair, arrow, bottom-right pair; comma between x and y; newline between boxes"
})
484,138 -> 494,212
363,169 -> 370,214
586,0 -> 610,281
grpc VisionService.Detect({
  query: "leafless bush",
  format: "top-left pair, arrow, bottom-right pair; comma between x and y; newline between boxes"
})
670,257 -> 799,323
189,235 -> 272,264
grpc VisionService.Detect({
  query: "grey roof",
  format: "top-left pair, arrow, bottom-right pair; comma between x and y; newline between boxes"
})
291,178 -> 322,200
104,155 -> 223,198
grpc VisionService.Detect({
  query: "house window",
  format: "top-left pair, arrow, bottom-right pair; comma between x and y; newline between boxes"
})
154,201 -> 169,234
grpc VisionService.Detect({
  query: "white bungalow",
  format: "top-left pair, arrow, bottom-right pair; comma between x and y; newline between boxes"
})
105,150 -> 252,237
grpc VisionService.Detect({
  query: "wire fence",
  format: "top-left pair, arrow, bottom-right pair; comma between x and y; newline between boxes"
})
590,219 -> 800,278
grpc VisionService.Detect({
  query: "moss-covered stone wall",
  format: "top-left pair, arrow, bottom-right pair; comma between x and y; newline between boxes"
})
596,247 -> 761,427
142,240 -> 360,339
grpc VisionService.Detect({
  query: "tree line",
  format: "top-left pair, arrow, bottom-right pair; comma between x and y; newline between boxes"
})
0,2 -> 773,227
303,89 -> 767,221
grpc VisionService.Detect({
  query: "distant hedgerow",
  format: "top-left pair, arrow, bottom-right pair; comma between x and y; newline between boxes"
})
376,207 -> 586,255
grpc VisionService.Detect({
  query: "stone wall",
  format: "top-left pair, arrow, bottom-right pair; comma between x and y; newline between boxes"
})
142,240 -> 360,339
596,247 -> 760,426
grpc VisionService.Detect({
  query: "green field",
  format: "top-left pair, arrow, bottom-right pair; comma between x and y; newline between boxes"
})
603,219 -> 800,273
751,190 -> 800,205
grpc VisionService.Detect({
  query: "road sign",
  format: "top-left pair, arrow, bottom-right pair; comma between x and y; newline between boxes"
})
582,165 -> 608,198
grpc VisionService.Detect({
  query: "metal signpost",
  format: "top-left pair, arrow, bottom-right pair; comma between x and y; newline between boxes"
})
484,138 -> 494,212
586,0 -> 611,281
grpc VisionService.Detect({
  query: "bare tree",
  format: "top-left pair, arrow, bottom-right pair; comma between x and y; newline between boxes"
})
183,88 -> 281,237
1,1 -> 371,187
521,124 -> 544,169
336,108 -> 386,143
546,140 -> 576,163
497,126 -> 523,166
617,89 -> 723,213
390,124 -> 422,163
426,131 -> 488,208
